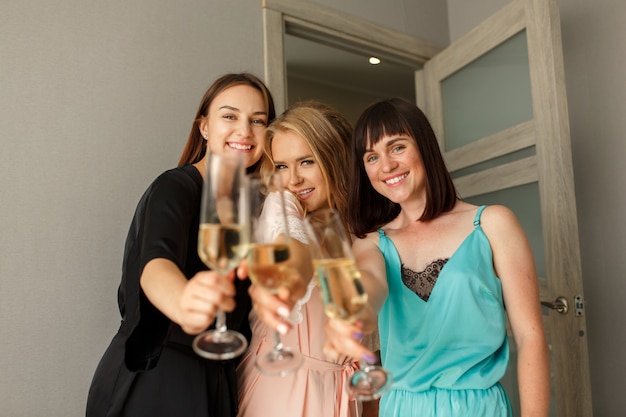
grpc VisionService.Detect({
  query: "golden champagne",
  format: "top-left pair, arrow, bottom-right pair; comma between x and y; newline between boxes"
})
198,223 -> 249,272
247,243 -> 296,293
314,257 -> 368,321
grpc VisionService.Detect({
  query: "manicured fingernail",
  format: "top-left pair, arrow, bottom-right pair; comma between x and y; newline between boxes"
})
362,353 -> 377,364
277,306 -> 290,318
277,323 -> 288,335
352,331 -> 364,340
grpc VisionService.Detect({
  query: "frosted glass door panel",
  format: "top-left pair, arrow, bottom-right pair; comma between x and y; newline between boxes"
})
442,31 -> 533,151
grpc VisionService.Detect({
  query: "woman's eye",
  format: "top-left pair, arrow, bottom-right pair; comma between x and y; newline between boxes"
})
365,155 -> 377,163
301,159 -> 314,166
392,145 -> 405,153
275,164 -> 287,170
252,118 -> 267,126
223,114 -> 236,120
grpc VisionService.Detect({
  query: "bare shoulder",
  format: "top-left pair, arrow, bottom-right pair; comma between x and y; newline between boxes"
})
480,204 -> 519,226
480,204 -> 525,240
352,231 -> 381,253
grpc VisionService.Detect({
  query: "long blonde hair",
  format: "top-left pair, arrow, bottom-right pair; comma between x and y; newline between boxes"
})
262,101 -> 352,231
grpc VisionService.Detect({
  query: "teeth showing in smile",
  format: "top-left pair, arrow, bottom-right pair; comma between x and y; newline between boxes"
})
385,173 -> 408,185
297,188 -> 313,196
228,143 -> 253,150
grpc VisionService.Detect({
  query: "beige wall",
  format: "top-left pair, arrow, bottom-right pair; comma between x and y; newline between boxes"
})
1,0 -> 623,415
559,1 -> 626,415
447,0 -> 626,415
0,0 -> 266,415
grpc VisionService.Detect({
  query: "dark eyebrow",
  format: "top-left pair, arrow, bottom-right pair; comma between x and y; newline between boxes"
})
218,105 -> 267,116
387,137 -> 408,146
364,136 -> 407,153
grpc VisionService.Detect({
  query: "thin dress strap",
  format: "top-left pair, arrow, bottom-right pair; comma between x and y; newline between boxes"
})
473,205 -> 488,227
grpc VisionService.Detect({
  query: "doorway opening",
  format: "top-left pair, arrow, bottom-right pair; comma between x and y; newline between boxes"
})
285,31 -> 416,125
262,0 -> 442,122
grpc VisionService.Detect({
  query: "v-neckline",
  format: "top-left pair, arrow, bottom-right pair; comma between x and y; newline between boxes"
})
382,225 -> 482,304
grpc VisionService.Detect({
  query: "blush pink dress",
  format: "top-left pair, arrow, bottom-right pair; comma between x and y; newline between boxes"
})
236,285 -> 360,417
236,192 -> 360,417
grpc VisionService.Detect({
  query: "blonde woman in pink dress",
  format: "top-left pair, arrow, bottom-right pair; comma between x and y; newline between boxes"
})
236,102 -> 363,417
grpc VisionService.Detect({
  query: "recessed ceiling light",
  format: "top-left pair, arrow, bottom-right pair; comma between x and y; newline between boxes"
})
369,56 -> 381,65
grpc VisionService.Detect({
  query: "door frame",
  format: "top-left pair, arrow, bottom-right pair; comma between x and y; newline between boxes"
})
261,0 -> 442,113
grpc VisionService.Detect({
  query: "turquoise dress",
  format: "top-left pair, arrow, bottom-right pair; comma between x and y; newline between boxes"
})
377,206 -> 513,416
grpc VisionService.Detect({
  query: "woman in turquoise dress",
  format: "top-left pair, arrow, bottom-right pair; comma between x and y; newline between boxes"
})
321,98 -> 550,416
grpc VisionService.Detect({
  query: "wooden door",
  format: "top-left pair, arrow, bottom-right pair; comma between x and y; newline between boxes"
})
417,0 -> 592,416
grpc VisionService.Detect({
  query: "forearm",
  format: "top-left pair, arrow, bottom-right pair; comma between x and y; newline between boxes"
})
358,269 -> 387,334
141,258 -> 238,335
140,258 -> 187,324
516,334 -> 551,417
140,258 -> 188,325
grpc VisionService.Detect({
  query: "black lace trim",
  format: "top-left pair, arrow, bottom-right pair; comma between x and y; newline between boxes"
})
401,258 -> 449,302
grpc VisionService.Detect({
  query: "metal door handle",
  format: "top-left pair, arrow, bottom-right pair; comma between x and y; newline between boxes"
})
541,296 -> 569,315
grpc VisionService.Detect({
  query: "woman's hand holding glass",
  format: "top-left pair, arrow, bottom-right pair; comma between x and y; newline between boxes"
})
246,173 -> 304,376
192,152 -> 250,360
304,208 -> 393,401
244,187 -> 312,330
177,268 -> 238,336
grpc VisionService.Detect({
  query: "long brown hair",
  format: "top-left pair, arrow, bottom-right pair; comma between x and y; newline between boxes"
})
261,101 -> 352,231
349,98 -> 457,237
177,73 -> 276,168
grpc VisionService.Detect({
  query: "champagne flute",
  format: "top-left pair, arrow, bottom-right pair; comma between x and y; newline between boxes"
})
192,152 -> 250,360
247,172 -> 303,376
304,208 -> 393,400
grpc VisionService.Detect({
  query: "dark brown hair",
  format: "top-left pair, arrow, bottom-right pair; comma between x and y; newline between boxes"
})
348,98 -> 457,237
177,73 -> 276,168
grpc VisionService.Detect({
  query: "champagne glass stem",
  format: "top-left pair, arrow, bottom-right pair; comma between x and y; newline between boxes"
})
254,328 -> 302,376
213,270 -> 228,334
215,310 -> 227,333
273,330 -> 283,350
358,360 -> 369,376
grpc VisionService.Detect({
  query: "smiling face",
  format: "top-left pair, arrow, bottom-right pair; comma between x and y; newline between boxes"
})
199,84 -> 268,168
362,134 -> 426,205
271,130 -> 330,213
